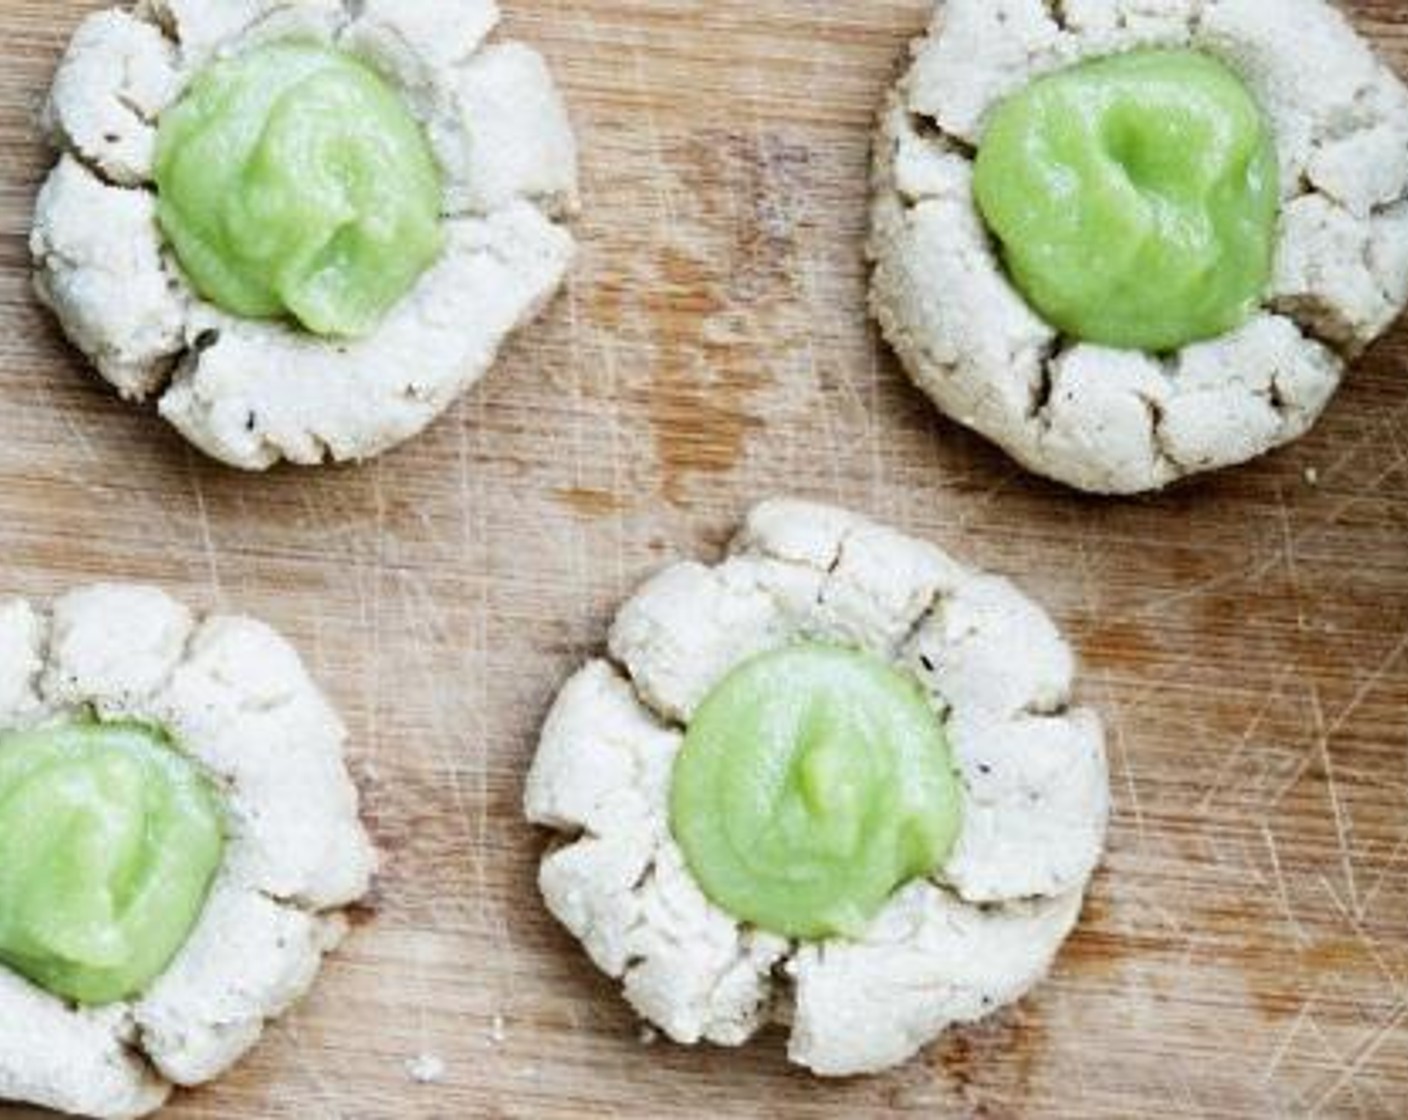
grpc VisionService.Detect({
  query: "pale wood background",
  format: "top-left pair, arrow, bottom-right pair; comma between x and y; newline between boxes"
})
1,1 -> 1407,1116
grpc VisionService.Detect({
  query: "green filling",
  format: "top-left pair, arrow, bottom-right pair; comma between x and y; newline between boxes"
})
0,721 -> 224,1005
154,42 -> 445,338
670,644 -> 962,940
973,49 -> 1280,352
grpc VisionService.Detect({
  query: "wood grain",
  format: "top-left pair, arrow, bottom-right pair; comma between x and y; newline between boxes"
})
2,1 -> 1407,1116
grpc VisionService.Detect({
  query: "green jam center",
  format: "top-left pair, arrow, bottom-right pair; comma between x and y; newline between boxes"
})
154,42 -> 445,338
670,644 -> 962,940
973,49 -> 1279,352
0,721 -> 224,1005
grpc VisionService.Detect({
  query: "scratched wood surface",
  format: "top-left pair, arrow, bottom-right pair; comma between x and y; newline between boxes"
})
1,1 -> 1407,1116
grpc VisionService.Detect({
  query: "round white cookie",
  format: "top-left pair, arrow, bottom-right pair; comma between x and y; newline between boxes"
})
0,585 -> 375,1119
870,0 -> 1408,494
525,500 -> 1109,1076
32,0 -> 578,470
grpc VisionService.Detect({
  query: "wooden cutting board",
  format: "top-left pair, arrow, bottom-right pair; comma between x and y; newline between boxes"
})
1,1 -> 1406,1116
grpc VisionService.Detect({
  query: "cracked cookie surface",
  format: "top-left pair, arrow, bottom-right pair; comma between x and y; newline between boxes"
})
32,0 -> 578,470
870,0 -> 1408,494
525,500 -> 1109,1076
0,585 -> 374,1119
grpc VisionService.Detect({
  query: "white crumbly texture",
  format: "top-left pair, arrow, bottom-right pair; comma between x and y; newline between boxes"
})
34,0 -> 578,469
525,501 -> 1109,1076
0,586 -> 374,1118
40,10 -> 178,189
136,0 -> 348,65
787,884 -> 1084,1075
870,0 -> 1408,494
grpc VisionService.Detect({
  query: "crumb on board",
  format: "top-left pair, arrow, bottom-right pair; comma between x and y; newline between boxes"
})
490,1014 -> 507,1045
1305,467 -> 1320,486
405,1054 -> 447,1084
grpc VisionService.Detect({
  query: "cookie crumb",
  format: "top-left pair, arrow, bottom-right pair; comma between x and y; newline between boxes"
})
490,1014 -> 507,1045
405,1054 -> 446,1084
639,1026 -> 659,1046
1304,467 -> 1320,486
